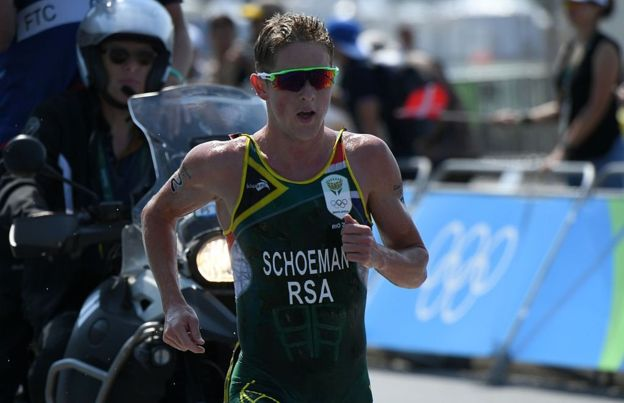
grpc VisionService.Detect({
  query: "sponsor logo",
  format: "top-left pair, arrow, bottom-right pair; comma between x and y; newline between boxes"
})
16,1 -> 92,42
415,221 -> 518,324
246,179 -> 270,192
321,174 -> 352,219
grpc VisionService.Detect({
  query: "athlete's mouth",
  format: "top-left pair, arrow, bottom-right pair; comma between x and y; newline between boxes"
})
297,111 -> 315,118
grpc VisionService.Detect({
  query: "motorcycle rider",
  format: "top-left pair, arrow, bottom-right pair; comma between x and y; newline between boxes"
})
0,0 -> 192,150
0,0 -> 173,401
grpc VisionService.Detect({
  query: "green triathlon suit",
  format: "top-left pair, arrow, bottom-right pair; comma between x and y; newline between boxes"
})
224,131 -> 373,403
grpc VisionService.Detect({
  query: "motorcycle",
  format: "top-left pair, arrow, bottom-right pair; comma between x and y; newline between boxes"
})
4,84 -> 267,403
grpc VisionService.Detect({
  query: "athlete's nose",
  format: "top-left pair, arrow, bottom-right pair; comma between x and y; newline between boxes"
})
299,81 -> 316,101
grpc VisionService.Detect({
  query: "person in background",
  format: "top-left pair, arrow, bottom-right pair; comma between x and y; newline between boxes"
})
397,23 -> 415,53
185,21 -> 206,83
401,54 -> 475,167
493,0 -> 622,186
242,0 -> 285,43
0,1 -> 173,401
203,14 -> 250,87
141,12 -> 427,402
0,0 -> 191,150
162,0 -> 193,82
327,18 -> 384,139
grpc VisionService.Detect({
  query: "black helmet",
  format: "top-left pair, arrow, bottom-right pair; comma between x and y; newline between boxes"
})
77,0 -> 174,95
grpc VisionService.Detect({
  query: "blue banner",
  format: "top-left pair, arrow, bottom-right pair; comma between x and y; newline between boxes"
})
366,191 -> 576,357
366,189 -> 624,372
510,196 -> 624,371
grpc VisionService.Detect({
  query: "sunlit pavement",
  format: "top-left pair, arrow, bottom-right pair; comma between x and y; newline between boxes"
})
369,365 -> 624,403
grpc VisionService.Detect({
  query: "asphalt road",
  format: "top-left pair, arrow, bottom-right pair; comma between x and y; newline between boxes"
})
369,368 -> 624,403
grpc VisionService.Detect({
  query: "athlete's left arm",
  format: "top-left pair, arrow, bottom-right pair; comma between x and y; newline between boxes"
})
342,135 -> 428,288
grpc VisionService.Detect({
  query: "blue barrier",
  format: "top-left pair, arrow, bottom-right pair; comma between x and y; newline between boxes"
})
509,193 -> 624,372
365,159 -> 624,374
367,192 -> 575,357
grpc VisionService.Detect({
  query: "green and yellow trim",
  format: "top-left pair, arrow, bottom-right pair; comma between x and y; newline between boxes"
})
599,200 -> 624,371
247,134 -> 341,185
227,156 -> 288,234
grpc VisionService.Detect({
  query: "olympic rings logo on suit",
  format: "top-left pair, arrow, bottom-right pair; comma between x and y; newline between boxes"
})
330,199 -> 349,208
415,221 -> 518,324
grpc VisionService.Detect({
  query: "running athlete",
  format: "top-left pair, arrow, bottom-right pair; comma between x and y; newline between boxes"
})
142,13 -> 428,403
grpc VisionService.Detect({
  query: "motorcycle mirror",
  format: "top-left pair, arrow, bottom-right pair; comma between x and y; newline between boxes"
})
3,134 -> 46,177
3,134 -> 101,203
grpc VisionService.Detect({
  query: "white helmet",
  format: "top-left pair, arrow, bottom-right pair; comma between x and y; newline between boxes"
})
77,0 -> 174,94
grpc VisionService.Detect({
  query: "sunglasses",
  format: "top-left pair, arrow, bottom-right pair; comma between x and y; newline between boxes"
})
255,66 -> 339,92
101,46 -> 158,67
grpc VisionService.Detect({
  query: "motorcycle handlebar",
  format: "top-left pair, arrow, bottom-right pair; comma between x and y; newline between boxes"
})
9,213 -> 129,259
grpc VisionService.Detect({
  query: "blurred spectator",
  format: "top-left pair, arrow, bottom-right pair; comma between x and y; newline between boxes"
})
402,53 -> 475,166
379,23 -> 474,164
191,1 -> 286,90
493,0 -> 622,185
328,19 -> 473,167
397,23 -> 415,53
185,21 -> 206,82
242,0 -> 285,44
202,14 -> 251,87
327,19 -> 384,139
0,0 -> 191,150
162,0 -> 193,82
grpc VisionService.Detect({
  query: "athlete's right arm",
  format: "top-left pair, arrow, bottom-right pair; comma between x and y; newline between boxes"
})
141,139 -> 243,353
0,0 -> 16,52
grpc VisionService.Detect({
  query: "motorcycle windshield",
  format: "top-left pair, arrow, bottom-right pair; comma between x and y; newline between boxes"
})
128,84 -> 267,222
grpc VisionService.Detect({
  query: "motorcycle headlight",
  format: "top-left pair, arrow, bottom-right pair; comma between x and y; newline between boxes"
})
195,235 -> 233,283
186,230 -> 234,288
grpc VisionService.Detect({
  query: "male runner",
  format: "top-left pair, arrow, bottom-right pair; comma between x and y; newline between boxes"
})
142,12 -> 428,403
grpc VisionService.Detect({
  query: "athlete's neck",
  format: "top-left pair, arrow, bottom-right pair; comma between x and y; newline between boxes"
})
254,126 -> 338,181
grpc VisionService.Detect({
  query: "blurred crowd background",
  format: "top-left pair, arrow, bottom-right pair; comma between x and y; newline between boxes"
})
180,0 -> 624,163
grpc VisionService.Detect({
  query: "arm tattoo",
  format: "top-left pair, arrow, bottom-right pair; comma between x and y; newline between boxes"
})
393,184 -> 405,204
170,165 -> 192,193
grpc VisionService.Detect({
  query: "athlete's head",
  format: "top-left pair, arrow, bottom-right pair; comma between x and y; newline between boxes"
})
254,13 -> 334,72
250,13 -> 336,141
77,0 -> 173,108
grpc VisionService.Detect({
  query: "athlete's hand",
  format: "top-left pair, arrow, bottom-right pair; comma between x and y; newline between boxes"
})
541,146 -> 565,172
489,108 -> 522,125
342,214 -> 380,268
163,303 -> 205,354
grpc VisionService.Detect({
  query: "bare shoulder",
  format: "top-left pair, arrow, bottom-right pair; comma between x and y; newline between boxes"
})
180,135 -> 248,200
184,136 -> 247,173
343,131 -> 398,176
342,131 -> 401,196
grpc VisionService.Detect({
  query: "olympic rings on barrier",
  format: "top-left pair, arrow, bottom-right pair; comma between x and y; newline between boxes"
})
415,221 -> 518,324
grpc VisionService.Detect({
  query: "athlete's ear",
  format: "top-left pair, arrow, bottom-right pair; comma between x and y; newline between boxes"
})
250,74 -> 268,100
